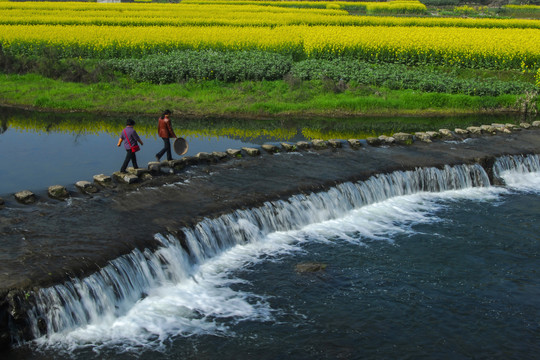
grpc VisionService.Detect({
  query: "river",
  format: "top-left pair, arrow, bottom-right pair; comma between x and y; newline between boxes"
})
1,108 -> 539,359
3,154 -> 539,359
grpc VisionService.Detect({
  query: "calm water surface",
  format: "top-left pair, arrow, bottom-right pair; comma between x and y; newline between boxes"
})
0,107 -> 528,195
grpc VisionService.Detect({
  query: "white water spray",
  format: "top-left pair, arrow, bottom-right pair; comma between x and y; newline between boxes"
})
493,154 -> 540,190
23,160 -> 534,350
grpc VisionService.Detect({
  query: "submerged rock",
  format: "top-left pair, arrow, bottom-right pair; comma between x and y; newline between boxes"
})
14,190 -> 36,204
48,185 -> 69,200
0,197 -> 4,208
295,262 -> 327,273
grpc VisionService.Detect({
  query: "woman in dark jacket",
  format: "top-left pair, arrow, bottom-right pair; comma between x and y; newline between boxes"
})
155,109 -> 177,161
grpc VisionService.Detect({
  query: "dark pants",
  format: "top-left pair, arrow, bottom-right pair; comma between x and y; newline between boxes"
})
120,150 -> 139,172
156,137 -> 172,161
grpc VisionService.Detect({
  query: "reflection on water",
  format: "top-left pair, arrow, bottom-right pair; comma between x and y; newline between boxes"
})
0,106 -> 528,195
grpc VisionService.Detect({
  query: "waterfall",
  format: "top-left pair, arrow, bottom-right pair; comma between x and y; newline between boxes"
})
25,163 -> 491,342
493,154 -> 540,182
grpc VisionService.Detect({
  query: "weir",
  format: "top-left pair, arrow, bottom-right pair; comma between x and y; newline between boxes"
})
24,163 -> 492,343
1,129 -> 540,351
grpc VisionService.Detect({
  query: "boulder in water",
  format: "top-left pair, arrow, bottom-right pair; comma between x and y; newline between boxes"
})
127,167 -> 149,177
196,152 -> 214,162
366,137 -> 382,146
480,125 -> 497,134
295,262 -> 327,273
262,144 -> 280,153
393,132 -> 414,145
415,132 -> 432,143
212,151 -> 228,160
113,172 -> 139,184
347,139 -> 362,149
227,148 -> 242,157
439,129 -> 454,138
242,147 -> 260,156
312,139 -> 328,149
147,161 -> 162,172
281,143 -> 297,152
328,139 -> 342,148
75,181 -> 99,194
48,185 -> 69,200
93,174 -> 112,185
14,190 -> 36,204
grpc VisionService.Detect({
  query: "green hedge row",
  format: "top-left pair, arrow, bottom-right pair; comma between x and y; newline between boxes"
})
107,50 -> 292,83
291,59 -> 536,97
106,50 -> 536,97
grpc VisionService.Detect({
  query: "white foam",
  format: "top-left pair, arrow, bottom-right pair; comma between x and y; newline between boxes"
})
498,171 -> 540,192
287,186 -> 505,245
29,162 -> 521,352
34,186 -> 507,352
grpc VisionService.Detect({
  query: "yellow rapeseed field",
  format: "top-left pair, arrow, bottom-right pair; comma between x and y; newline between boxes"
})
0,2 -> 538,29
0,1 -> 538,70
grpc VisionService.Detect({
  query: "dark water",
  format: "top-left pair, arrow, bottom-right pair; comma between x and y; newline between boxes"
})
0,106 -> 527,195
5,161 -> 539,360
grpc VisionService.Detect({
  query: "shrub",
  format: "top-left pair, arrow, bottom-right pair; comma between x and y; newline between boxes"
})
107,50 -> 293,83
290,58 -> 536,96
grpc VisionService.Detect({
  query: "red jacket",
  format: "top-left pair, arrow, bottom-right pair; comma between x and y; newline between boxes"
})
157,116 -> 176,138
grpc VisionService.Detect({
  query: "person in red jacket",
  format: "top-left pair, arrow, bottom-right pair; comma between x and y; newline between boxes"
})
155,109 -> 177,161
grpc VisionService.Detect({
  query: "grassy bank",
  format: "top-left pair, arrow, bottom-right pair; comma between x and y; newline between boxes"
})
0,73 -> 527,118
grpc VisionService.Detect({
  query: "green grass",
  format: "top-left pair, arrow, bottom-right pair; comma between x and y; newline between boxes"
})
0,73 -> 530,118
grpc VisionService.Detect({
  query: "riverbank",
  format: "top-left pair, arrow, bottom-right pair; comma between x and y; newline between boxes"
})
0,73 -> 528,118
